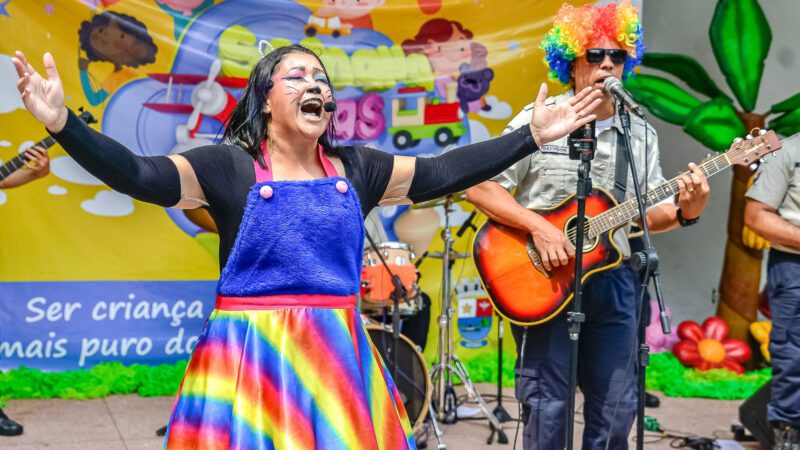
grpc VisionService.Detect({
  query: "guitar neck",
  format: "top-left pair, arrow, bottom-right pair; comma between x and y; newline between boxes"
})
0,136 -> 57,182
589,152 -> 732,236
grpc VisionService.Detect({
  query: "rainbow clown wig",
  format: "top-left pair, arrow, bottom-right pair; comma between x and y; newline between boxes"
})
540,0 -> 646,85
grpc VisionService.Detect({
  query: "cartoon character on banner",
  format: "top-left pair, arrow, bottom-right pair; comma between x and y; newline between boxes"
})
156,0 -> 214,41
402,19 -> 476,104
78,11 -> 158,106
456,43 -> 494,114
307,0 -> 385,37
455,278 -> 493,348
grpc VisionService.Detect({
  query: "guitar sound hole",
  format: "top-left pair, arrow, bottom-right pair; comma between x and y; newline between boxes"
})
564,215 -> 598,252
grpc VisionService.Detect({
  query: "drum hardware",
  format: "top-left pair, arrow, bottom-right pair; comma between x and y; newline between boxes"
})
428,194 -> 507,443
363,231 -> 445,447
361,242 -> 421,316
411,191 -> 467,209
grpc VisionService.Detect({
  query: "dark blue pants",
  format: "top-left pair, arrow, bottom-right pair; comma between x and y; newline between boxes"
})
512,266 -> 640,450
767,249 -> 800,426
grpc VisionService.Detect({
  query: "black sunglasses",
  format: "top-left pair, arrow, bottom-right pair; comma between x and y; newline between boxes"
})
586,48 -> 628,65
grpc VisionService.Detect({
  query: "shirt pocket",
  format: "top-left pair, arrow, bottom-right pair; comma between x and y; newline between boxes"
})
535,153 -> 580,206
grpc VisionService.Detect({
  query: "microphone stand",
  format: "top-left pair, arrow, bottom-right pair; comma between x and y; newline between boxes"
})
364,230 -> 406,382
616,103 -> 669,450
565,123 -> 595,450
489,315 -> 513,443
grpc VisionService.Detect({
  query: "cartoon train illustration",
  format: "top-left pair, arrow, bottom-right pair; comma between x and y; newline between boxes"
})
387,86 -> 466,150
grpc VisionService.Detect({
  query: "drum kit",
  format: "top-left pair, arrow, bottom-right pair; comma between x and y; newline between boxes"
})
358,194 -> 507,448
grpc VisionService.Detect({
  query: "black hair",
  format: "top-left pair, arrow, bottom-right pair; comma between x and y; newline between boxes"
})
222,44 -> 338,168
78,12 -> 158,66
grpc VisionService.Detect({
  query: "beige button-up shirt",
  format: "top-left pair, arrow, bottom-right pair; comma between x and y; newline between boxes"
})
492,91 -> 672,258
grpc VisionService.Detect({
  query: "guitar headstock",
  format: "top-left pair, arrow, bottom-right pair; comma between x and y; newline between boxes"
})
76,107 -> 97,126
726,129 -> 782,170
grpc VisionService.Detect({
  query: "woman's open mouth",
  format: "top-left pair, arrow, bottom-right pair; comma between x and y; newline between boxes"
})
300,98 -> 324,121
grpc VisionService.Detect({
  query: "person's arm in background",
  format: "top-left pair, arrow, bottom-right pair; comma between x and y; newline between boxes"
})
745,200 -> 800,250
744,134 -> 800,250
0,146 -> 50,189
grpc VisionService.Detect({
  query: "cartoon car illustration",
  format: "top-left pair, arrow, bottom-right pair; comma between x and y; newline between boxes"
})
387,86 -> 466,150
304,15 -> 352,38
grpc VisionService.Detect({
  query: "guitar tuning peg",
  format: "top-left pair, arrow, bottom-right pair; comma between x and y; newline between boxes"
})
749,163 -> 760,171
733,137 -> 744,144
758,129 -> 768,136
746,134 -> 754,140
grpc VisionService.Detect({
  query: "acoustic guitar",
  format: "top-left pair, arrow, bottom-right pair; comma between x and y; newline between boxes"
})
472,130 -> 782,326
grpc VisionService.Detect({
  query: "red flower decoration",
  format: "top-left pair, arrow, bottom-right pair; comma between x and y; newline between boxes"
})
672,317 -> 751,374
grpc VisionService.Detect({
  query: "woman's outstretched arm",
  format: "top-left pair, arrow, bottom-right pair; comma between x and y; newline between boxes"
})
13,51 -> 205,209
380,84 -> 602,204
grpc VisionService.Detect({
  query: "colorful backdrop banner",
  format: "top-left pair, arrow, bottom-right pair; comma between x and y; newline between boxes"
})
0,0 -> 600,371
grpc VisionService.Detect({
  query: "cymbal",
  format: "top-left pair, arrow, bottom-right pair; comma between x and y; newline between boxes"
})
411,192 -> 467,209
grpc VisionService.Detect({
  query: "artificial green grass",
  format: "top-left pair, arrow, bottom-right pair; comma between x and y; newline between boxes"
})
0,352 -> 770,406
646,352 -> 771,399
0,360 -> 187,406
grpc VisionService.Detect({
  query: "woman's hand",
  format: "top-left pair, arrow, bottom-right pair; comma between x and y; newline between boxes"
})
529,83 -> 602,147
12,51 -> 68,133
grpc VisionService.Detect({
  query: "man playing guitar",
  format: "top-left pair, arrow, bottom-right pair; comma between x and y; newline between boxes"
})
466,2 -> 709,448
0,144 -> 49,437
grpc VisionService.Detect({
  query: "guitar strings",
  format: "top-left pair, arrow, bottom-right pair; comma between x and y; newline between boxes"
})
562,145 -> 756,243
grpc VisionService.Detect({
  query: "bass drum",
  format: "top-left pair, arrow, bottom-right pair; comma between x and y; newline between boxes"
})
366,325 -> 431,434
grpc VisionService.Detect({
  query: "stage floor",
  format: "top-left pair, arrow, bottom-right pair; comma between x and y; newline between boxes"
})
0,384 -> 759,449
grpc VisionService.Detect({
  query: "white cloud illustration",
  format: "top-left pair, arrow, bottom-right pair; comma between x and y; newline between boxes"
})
0,190 -> 6,206
51,156 -> 103,186
0,55 -> 24,114
18,141 -> 34,154
81,190 -> 134,217
48,185 -> 68,195
0,141 -> 11,147
478,96 -> 512,120
468,119 -> 491,144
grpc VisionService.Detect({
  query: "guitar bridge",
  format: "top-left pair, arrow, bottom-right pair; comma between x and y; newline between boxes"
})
526,237 -> 552,279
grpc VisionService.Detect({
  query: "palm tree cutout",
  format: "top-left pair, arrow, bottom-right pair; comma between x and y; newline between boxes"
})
625,0 -> 800,356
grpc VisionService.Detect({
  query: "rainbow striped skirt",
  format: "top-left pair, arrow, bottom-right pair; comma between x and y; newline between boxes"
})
164,303 -> 416,449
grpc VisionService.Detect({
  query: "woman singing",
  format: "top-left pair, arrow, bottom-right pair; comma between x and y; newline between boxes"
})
12,45 -> 600,449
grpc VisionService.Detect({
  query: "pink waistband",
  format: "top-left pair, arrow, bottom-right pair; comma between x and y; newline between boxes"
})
215,293 -> 357,311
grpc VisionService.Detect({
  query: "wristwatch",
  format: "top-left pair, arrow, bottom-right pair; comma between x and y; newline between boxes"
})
677,208 -> 699,227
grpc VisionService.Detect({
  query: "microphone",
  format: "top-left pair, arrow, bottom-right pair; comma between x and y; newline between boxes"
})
323,101 -> 337,113
603,76 -> 645,119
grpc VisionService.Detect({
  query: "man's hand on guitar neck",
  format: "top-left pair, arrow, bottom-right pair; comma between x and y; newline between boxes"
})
676,163 -> 709,220
0,146 -> 50,189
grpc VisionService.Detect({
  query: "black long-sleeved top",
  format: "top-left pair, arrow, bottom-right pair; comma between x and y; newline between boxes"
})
50,109 -> 538,268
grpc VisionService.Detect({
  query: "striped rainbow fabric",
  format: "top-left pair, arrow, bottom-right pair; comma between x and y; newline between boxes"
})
164,307 -> 416,449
